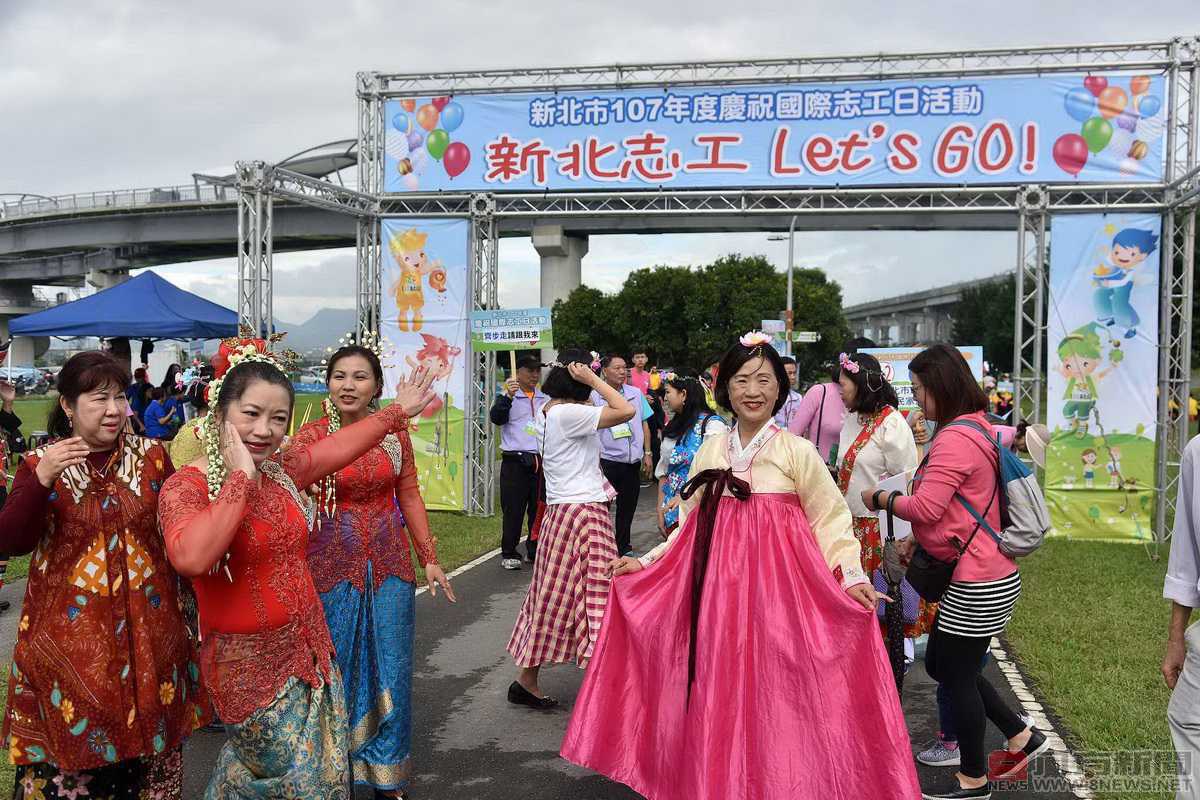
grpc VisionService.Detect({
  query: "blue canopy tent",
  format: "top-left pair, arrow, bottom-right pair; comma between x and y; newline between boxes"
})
8,271 -> 237,339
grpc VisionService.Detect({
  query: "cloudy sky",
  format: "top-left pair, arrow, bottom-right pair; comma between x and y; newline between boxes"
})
3,1 -> 1196,322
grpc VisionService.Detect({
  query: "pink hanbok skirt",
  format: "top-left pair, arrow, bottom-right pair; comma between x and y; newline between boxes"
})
561,492 -> 920,800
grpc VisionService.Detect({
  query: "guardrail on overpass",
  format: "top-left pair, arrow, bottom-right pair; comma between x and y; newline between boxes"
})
0,183 -> 236,222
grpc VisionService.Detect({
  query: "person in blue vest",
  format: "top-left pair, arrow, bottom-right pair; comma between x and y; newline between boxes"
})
490,355 -> 549,570
592,354 -> 653,557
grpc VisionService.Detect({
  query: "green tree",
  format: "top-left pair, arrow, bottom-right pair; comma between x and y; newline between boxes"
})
550,286 -> 622,355
952,274 -> 1016,373
550,254 -> 850,378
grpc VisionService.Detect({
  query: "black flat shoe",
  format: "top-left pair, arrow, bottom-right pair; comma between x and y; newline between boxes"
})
0,600 -> 10,613
991,727 -> 1050,780
507,681 -> 558,709
921,779 -> 991,800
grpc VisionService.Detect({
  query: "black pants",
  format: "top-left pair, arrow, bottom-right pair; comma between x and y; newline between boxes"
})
924,622 -> 1027,778
600,459 -> 641,556
499,454 -> 539,559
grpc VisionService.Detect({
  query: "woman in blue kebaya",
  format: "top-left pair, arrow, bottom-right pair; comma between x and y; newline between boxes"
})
654,374 -> 727,537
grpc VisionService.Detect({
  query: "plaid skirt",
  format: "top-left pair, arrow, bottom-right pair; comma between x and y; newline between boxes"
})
507,502 -> 618,669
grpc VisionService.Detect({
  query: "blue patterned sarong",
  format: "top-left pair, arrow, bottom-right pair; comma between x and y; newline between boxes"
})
320,562 -> 415,793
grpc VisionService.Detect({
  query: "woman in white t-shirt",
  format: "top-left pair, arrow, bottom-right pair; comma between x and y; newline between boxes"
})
506,349 -> 635,709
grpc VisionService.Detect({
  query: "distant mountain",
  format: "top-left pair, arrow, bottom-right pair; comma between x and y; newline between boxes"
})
276,307 -> 358,356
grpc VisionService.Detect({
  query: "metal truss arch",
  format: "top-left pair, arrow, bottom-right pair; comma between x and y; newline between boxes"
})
225,38 -> 1197,530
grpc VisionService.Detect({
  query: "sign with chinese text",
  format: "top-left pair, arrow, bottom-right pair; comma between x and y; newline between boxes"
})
470,307 -> 553,351
384,73 -> 1165,192
861,346 -> 984,412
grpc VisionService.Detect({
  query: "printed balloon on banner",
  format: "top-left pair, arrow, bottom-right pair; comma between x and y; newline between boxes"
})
1064,86 -> 1096,122
1083,75 -> 1108,97
385,133 -> 410,162
401,98 -> 416,112
426,129 -> 450,160
443,142 -> 471,178
391,112 -> 411,133
1097,86 -> 1128,119
417,104 -> 440,132
1081,117 -> 1113,154
432,96 -> 450,111
440,102 -> 465,132
1137,95 -> 1162,118
1053,134 -> 1089,176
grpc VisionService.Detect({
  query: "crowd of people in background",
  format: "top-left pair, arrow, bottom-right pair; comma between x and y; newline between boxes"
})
0,329 -> 1070,800
489,336 -> 1052,800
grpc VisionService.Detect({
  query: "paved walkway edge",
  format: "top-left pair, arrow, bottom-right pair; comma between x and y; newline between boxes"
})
990,637 -> 1093,799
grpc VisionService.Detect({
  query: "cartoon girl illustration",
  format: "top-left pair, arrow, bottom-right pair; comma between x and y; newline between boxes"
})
1081,449 -> 1098,489
1057,323 -> 1117,439
389,228 -> 446,332
1092,227 -> 1158,339
404,333 -> 462,425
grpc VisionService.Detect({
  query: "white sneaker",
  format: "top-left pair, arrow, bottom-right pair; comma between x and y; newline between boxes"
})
501,558 -> 522,570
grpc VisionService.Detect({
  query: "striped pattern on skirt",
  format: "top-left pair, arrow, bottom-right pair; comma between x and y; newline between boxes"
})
935,571 -> 1021,638
507,502 -> 618,669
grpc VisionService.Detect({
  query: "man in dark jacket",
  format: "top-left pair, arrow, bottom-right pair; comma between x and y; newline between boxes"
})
489,355 -> 548,569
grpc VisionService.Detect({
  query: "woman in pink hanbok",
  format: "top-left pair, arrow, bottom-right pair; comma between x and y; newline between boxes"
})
561,333 -> 921,800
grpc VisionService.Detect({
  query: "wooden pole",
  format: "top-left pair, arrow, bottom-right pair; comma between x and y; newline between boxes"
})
509,350 -> 518,379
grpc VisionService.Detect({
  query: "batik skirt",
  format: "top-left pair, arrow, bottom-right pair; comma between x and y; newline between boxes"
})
13,748 -> 182,800
204,674 -> 349,800
321,563 -> 415,793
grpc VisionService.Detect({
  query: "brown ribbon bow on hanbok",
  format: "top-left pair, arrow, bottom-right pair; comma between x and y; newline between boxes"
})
679,466 -> 752,702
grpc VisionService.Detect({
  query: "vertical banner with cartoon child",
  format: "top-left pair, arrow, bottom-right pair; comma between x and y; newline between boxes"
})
380,218 -> 469,511
1045,213 -> 1161,541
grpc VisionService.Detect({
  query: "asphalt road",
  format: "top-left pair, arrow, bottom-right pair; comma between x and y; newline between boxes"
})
0,487 -> 1076,798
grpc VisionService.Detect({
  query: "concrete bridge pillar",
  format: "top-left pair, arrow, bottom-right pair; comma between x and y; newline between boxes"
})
533,225 -> 587,364
0,283 -> 49,369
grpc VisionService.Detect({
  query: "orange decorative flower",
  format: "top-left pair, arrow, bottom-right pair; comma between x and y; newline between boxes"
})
159,681 -> 175,706
60,699 -> 74,724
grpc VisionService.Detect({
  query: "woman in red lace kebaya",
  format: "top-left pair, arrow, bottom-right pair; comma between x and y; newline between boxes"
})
0,352 -> 208,800
291,342 -> 455,799
157,337 -> 435,799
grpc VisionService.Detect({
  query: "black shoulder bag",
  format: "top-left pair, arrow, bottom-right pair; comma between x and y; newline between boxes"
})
903,449 -> 998,603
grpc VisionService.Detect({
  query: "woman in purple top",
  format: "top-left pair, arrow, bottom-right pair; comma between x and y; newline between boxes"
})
788,364 -> 846,463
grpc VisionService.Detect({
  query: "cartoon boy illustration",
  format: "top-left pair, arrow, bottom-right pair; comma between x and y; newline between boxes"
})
1106,445 -> 1122,488
389,228 -> 443,332
1081,449 -> 1098,488
1092,227 -> 1158,339
404,332 -> 463,426
1057,324 -> 1116,438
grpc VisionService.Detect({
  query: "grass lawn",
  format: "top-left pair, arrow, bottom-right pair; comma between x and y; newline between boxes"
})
1005,537 -> 1174,797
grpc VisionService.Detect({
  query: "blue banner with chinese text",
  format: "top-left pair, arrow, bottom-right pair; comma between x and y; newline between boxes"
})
383,72 -> 1165,192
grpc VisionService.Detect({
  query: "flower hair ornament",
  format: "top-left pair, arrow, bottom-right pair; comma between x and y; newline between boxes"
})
840,352 -> 884,392
740,331 -> 773,349
202,326 -> 298,502
590,351 -> 602,371
316,330 -> 394,516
